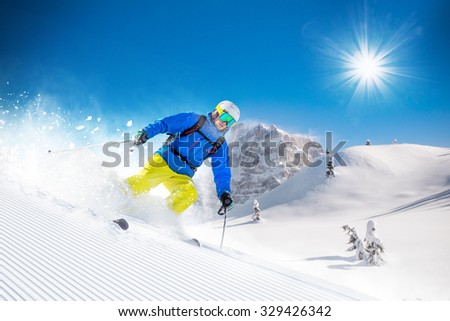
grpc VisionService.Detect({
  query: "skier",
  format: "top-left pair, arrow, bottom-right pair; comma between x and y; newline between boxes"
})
125,100 -> 240,215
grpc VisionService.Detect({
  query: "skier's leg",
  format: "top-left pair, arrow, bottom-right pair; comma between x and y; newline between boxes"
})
125,154 -> 171,196
163,176 -> 198,214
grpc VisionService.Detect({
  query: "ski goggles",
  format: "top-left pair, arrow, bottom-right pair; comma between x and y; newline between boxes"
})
215,104 -> 236,127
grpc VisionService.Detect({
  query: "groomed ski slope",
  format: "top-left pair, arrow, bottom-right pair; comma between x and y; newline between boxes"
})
0,181 -> 372,301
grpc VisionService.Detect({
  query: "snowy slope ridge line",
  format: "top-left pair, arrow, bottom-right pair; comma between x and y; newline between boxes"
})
382,189 -> 450,214
0,183 -> 372,300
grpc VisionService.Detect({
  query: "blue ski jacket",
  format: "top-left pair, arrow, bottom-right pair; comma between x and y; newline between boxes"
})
142,112 -> 231,198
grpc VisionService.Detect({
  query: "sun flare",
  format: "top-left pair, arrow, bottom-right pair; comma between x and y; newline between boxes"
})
321,11 -> 416,106
343,46 -> 389,92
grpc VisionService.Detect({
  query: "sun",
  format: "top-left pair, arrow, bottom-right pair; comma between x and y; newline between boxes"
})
343,46 -> 389,94
354,52 -> 382,81
319,9 -> 416,107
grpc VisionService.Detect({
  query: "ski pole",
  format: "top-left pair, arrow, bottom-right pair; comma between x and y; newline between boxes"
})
48,139 -> 132,154
219,206 -> 227,250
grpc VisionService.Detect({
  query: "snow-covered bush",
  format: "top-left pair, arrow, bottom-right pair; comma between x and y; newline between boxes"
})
342,221 -> 385,265
342,225 -> 366,260
252,199 -> 261,221
364,220 -> 385,265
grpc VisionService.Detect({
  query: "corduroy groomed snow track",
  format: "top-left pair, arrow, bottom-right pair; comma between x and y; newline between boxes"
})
0,183 -> 372,301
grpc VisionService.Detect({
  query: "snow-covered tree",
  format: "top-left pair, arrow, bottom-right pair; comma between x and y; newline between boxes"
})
325,149 -> 335,178
364,220 -> 385,265
342,225 -> 366,260
252,199 -> 261,221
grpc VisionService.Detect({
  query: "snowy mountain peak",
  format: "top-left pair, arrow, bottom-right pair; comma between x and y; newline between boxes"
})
229,122 -> 293,143
226,122 -> 315,204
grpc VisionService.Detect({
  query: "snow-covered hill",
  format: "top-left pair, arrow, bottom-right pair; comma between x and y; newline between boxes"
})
188,144 -> 450,300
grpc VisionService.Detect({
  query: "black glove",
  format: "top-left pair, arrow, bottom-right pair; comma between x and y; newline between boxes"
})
133,130 -> 148,146
219,192 -> 234,213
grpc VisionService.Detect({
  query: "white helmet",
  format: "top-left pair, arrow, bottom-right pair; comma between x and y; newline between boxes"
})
215,100 -> 240,127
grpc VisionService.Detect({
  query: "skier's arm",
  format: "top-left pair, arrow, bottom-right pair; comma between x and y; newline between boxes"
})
142,113 -> 200,140
210,141 -> 232,200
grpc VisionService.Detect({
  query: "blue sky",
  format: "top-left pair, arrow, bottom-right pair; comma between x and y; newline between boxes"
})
1,0 -> 449,147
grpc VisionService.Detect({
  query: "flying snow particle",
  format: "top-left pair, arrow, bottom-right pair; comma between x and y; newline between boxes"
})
127,120 -> 133,127
86,116 -> 92,121
75,125 -> 85,130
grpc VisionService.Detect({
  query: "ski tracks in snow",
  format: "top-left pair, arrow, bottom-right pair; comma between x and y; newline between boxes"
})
0,183 -> 372,300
